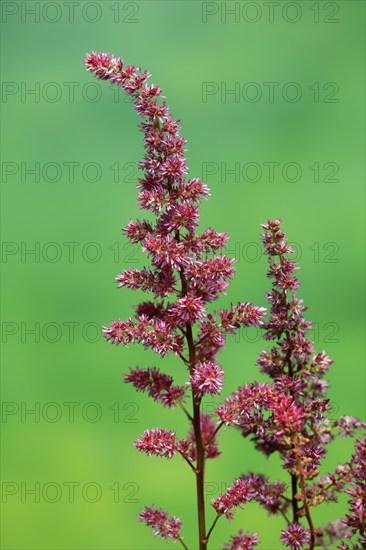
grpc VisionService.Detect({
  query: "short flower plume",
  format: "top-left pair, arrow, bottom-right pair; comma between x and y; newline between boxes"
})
134,428 -> 178,459
139,505 -> 184,541
211,477 -> 255,519
125,366 -> 186,408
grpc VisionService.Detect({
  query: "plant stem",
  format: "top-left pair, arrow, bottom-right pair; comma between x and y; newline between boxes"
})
205,514 -> 220,543
177,350 -> 190,365
177,250 -> 207,549
179,451 -> 197,473
280,508 -> 291,524
205,420 -> 224,448
195,332 -> 210,346
291,473 -> 299,523
187,318 -> 206,549
283,305 -> 299,525
297,457 -> 315,550
193,396 -> 207,549
177,399 -> 194,423
178,537 -> 189,550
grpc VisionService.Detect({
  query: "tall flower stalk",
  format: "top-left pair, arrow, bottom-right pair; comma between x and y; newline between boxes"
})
85,51 -> 265,549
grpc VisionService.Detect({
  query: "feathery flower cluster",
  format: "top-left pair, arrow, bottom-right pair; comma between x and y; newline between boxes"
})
124,366 -> 186,408
222,530 -> 259,550
138,505 -> 183,541
304,465 -> 351,509
102,316 -> 185,357
134,428 -> 178,459
216,382 -> 306,440
219,302 -> 267,333
191,360 -> 224,396
280,523 -> 310,549
134,414 -> 221,464
210,473 -> 289,526
315,519 -> 350,548
244,473 -> 289,515
211,477 -> 255,519
179,413 -> 221,461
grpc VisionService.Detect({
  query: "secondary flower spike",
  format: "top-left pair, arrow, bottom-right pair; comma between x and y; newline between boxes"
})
214,219 -> 365,550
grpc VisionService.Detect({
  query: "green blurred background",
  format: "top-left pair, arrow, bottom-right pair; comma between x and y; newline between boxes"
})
1,1 -> 365,548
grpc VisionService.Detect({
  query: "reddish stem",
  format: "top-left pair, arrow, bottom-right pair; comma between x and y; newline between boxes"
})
178,247 -> 207,549
277,247 -> 300,524
297,457 -> 315,550
187,319 -> 207,549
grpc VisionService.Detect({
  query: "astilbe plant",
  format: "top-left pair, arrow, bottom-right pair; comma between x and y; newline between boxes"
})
84,52 -> 365,550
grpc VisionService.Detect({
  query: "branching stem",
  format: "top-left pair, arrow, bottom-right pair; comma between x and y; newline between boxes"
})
297,457 -> 315,550
205,514 -> 220,543
177,399 -> 194,423
178,537 -> 189,550
179,450 -> 197,474
205,420 -> 224,448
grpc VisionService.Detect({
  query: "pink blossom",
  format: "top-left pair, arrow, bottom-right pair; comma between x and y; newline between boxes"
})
138,505 -> 183,540
222,530 -> 259,550
115,267 -> 176,296
102,318 -> 136,345
140,318 -> 184,357
218,302 -> 267,333
125,366 -> 186,408
188,255 -> 235,284
191,360 -> 223,396
160,203 -> 199,232
315,519 -> 349,547
142,234 -> 190,270
179,178 -> 210,203
280,523 -> 310,549
103,315 -> 184,357
138,185 -> 167,213
189,228 -> 228,253
179,413 -> 220,461
334,416 -> 365,439
169,295 -> 206,325
123,219 -> 153,243
243,473 -> 289,515
211,477 -> 255,519
134,428 -> 177,459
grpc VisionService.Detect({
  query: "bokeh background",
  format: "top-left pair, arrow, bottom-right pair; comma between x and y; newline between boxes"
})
1,1 -> 365,548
